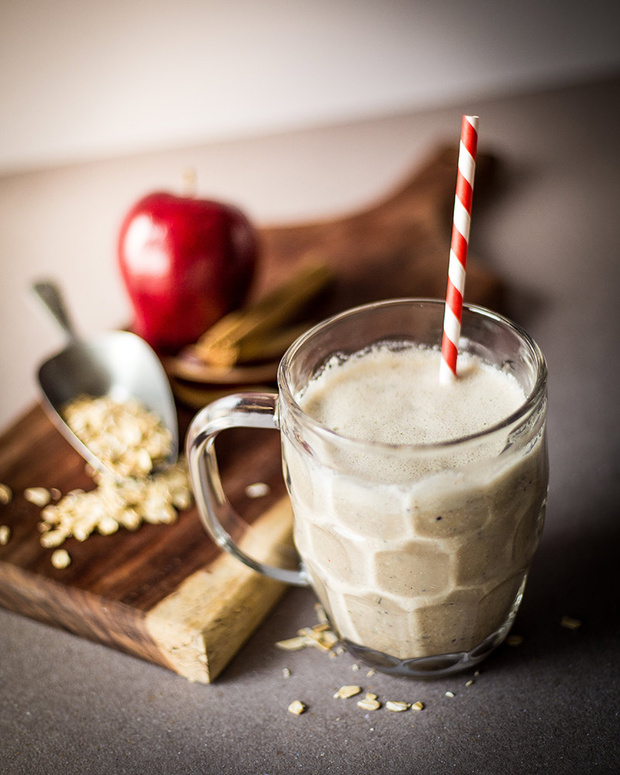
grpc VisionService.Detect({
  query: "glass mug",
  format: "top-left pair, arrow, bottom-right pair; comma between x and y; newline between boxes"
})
186,299 -> 548,677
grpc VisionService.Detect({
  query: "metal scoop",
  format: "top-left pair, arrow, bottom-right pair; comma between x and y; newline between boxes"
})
32,280 -> 179,478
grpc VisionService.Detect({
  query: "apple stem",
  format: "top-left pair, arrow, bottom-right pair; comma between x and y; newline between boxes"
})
182,168 -> 197,198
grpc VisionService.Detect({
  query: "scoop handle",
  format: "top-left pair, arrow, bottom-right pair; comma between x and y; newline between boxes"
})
32,280 -> 79,342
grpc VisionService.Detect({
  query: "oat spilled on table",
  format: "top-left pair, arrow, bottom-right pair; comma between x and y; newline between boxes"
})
276,605 -> 430,718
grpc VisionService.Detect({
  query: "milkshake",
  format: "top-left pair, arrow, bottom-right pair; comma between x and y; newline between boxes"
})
283,342 -> 547,672
188,299 -> 549,677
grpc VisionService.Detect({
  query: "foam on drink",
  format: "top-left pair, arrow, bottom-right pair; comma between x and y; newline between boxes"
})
299,343 -> 525,446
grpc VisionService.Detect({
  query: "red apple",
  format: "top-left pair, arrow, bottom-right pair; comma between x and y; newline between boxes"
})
118,192 -> 259,353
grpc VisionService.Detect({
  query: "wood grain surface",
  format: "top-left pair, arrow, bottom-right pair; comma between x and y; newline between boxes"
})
0,144 -> 503,683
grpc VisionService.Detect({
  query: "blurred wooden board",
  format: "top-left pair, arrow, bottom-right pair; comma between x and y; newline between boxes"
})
0,144 -> 503,683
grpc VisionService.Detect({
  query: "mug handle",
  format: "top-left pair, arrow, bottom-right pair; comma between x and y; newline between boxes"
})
186,391 -> 308,587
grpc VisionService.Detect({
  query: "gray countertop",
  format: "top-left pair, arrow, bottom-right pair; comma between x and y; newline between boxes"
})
2,73 -> 620,774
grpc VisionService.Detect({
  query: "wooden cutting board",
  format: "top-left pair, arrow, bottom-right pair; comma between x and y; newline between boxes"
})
0,145 -> 504,683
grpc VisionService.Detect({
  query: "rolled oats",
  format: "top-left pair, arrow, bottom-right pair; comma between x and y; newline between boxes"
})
244,482 -> 271,499
288,700 -> 306,716
0,483 -> 12,505
385,701 -> 410,712
22,396 -> 192,556
276,621 -> 339,655
40,506 -> 59,524
32,459 -> 192,550
560,615 -> 582,630
297,625 -> 338,653
116,508 -> 141,531
97,515 -> 120,536
9,396 -> 193,570
333,685 -> 362,700
275,635 -> 308,651
40,528 -> 69,549
50,548 -> 71,569
357,697 -> 381,711
24,487 -> 52,507
62,394 -> 173,479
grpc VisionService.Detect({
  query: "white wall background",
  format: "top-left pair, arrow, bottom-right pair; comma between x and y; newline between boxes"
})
1,0 -> 619,174
1,0 -> 619,431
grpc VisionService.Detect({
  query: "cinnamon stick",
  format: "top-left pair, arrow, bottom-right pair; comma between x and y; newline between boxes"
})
193,261 -> 334,368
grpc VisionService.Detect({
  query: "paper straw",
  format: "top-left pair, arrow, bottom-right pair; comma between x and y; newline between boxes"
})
440,115 -> 479,383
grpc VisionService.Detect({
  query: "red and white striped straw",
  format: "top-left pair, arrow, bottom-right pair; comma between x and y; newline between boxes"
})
440,115 -> 479,383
